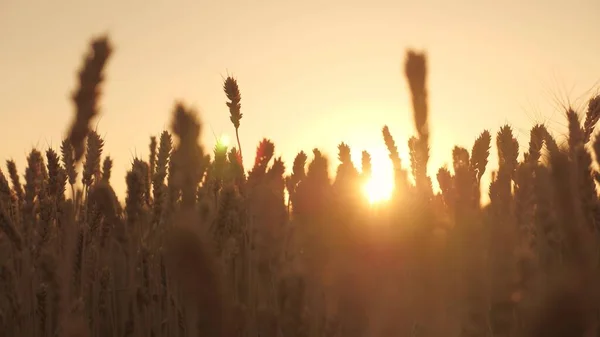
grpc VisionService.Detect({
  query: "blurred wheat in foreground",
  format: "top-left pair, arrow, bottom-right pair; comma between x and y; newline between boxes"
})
1,35 -> 600,337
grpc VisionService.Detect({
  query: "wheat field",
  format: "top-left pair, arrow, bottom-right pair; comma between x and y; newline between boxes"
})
1,35 -> 600,337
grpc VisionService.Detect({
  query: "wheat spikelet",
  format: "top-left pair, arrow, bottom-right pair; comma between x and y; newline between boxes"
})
82,130 -> 104,188
170,102 -> 205,210
101,156 -> 112,183
6,160 -> 23,205
583,95 -> 600,143
67,36 -> 112,163
224,76 -> 244,162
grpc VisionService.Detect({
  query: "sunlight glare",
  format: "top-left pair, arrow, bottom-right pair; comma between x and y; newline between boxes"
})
363,175 -> 393,204
350,145 -> 396,205
219,134 -> 230,147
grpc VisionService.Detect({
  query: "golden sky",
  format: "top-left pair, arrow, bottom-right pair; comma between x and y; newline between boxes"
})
1,0 -> 599,201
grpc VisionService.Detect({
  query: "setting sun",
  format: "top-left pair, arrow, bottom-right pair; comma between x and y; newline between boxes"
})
218,133 -> 230,147
363,176 -> 393,204
353,147 -> 396,204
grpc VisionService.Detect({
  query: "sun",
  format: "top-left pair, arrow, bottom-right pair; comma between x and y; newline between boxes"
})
363,175 -> 393,204
218,133 -> 230,147
352,146 -> 395,204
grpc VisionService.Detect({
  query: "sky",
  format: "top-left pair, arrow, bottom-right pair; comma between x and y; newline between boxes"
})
1,0 -> 599,202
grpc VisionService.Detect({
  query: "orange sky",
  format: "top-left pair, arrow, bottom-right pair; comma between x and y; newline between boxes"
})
1,0 -> 599,201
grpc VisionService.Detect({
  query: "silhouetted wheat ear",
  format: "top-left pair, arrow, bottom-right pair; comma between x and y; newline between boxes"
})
68,36 -> 112,163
